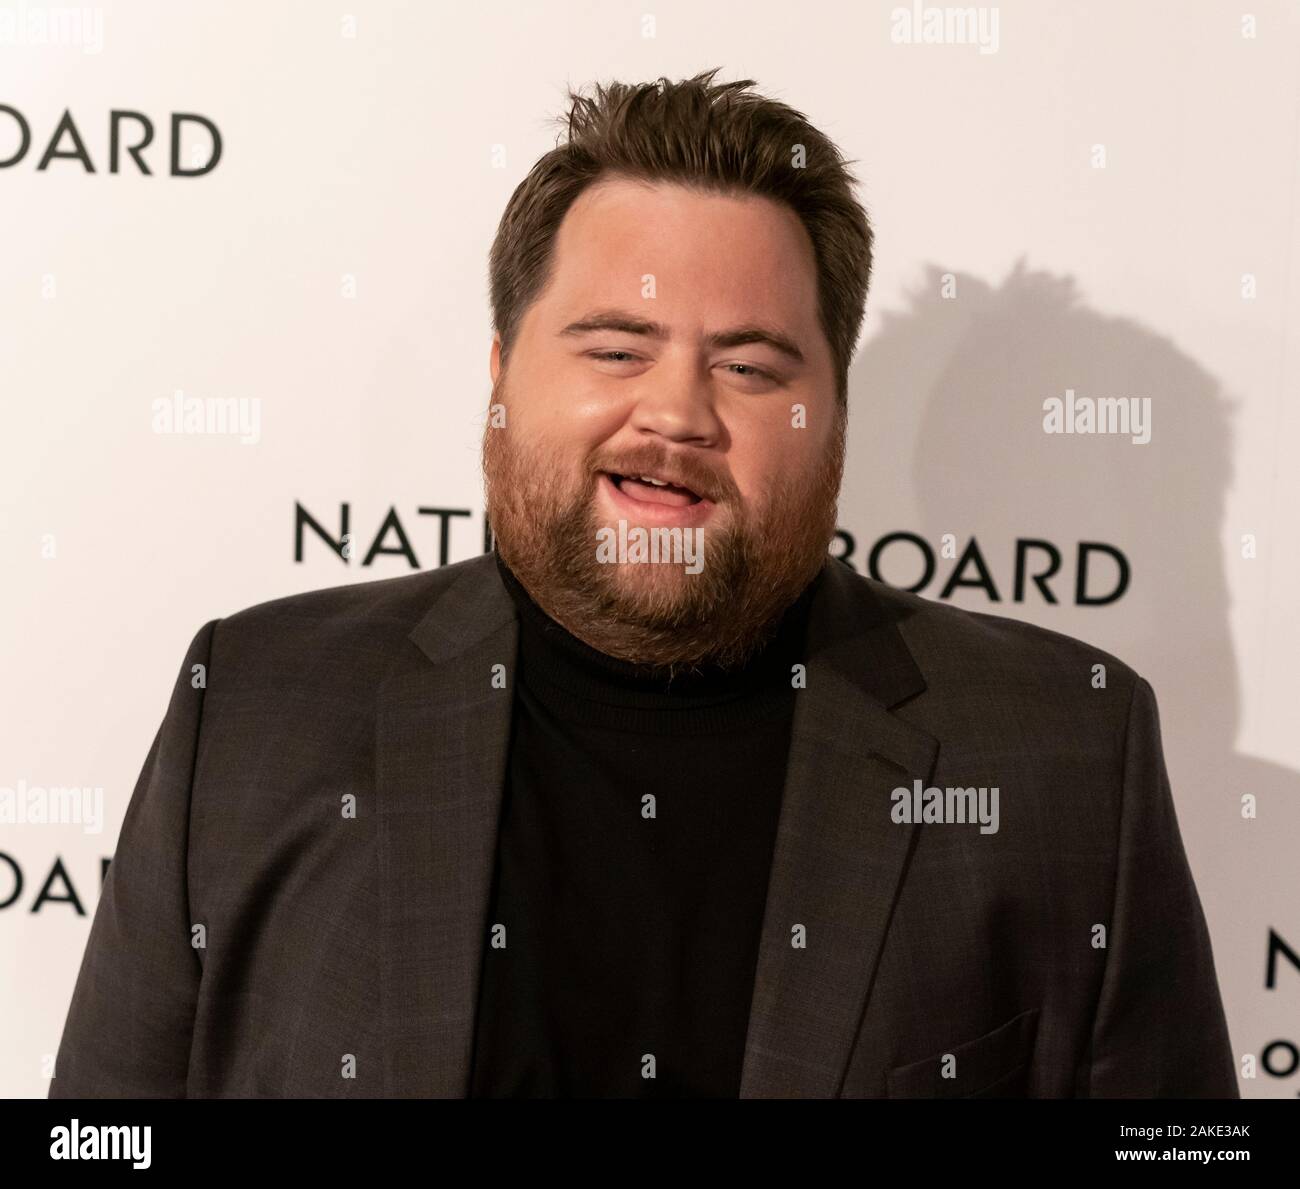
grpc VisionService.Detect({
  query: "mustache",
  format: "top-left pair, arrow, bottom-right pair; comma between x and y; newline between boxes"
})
591,452 -> 732,503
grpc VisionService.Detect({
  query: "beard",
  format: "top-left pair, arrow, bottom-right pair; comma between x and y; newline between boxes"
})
481,373 -> 845,673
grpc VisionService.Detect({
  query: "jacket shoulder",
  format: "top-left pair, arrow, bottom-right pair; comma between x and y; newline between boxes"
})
205,554 -> 495,678
849,564 -> 1143,700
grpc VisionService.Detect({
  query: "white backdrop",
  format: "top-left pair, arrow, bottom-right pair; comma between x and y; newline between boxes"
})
2,0 -> 1298,1098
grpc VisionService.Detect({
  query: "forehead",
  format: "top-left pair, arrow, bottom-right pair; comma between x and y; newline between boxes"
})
543,175 -> 822,330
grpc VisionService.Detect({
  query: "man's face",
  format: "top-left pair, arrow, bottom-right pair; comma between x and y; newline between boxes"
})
482,175 -> 845,670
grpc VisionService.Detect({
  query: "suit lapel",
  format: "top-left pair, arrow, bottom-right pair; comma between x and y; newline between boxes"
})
739,560 -> 939,1098
377,556 -> 518,1097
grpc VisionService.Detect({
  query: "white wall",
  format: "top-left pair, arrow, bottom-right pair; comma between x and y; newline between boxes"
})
2,0 -> 1297,1097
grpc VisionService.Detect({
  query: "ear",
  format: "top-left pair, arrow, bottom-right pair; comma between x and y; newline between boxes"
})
489,333 -> 502,385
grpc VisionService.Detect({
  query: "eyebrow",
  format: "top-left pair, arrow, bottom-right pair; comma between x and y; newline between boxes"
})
559,308 -> 806,365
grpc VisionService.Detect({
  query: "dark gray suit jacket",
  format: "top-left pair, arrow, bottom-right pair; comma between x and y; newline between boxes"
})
49,552 -> 1238,1098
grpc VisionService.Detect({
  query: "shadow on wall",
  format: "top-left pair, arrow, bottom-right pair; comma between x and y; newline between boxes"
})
841,259 -> 1300,1099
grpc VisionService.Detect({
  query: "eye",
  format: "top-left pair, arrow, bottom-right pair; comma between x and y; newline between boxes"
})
589,350 -> 640,364
721,362 -> 778,383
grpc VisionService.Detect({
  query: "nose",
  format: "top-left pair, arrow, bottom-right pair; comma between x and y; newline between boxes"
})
624,359 -> 724,448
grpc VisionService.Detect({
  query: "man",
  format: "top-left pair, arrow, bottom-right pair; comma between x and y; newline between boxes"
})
50,69 -> 1236,1098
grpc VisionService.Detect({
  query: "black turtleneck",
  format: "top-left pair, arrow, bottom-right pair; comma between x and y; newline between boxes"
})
467,550 -> 819,1098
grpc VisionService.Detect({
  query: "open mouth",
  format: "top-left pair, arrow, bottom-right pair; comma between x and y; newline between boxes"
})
604,472 -> 703,507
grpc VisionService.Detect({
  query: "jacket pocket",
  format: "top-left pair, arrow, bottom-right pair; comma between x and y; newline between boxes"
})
886,1007 -> 1040,1098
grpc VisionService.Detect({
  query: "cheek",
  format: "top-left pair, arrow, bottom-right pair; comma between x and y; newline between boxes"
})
523,359 -> 627,425
506,383 -> 620,456
731,418 -> 826,495
541,391 -> 631,456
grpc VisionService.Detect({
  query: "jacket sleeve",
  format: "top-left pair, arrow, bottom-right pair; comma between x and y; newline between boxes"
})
48,619 -> 218,1098
1085,675 -> 1238,1097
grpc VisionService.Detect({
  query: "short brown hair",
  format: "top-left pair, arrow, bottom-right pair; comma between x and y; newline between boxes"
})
488,68 -> 874,409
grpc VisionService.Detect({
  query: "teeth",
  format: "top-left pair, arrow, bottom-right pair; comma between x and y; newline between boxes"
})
637,475 -> 669,486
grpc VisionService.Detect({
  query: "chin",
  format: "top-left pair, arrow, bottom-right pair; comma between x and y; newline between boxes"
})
599,562 -> 705,612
